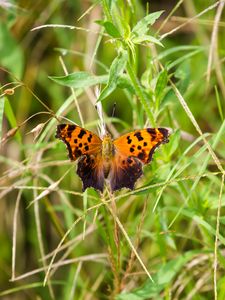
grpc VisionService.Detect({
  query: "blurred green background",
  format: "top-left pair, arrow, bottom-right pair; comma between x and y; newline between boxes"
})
0,0 -> 225,299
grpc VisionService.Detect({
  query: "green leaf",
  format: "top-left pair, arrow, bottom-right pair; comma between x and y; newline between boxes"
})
4,98 -> 22,143
166,129 -> 180,156
49,72 -> 108,88
215,85 -> 224,121
96,20 -> 121,38
132,11 -> 164,36
155,69 -> 168,108
132,35 -> 163,47
155,45 -> 204,61
0,23 -> 24,78
155,69 -> 168,99
98,49 -> 128,102
117,74 -> 135,94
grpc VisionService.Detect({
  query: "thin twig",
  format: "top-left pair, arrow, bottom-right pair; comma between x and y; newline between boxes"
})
101,197 -> 154,283
160,1 -> 221,40
11,190 -> 22,280
170,81 -> 224,175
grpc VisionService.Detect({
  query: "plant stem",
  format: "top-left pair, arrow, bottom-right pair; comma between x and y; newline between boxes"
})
126,62 -> 156,126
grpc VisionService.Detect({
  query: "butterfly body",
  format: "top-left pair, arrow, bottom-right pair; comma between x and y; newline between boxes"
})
56,124 -> 169,193
101,134 -> 114,177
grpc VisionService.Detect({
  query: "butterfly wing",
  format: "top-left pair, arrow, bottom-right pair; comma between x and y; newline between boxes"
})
77,154 -> 104,192
109,155 -> 143,192
109,128 -> 169,192
113,128 -> 169,164
56,124 -> 104,192
56,124 -> 102,160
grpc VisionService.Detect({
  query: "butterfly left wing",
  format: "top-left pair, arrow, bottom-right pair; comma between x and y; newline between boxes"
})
77,154 -> 104,192
109,128 -> 169,192
56,124 -> 105,192
56,124 -> 102,160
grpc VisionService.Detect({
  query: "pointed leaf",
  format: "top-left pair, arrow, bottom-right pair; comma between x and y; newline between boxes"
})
98,49 -> 128,102
132,11 -> 164,36
155,69 -> 168,108
96,20 -> 121,38
132,35 -> 163,47
49,72 -> 108,88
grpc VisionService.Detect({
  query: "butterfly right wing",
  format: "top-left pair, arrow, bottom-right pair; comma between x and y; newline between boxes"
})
109,128 -> 169,192
109,154 -> 143,192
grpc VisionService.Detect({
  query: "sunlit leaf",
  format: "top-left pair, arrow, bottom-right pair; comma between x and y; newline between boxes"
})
132,35 -> 163,47
132,11 -> 164,36
4,98 -> 21,143
49,72 -> 108,88
166,129 -> 180,156
96,20 -> 121,38
97,49 -> 128,102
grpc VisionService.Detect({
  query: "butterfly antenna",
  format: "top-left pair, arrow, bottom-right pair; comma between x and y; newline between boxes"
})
111,102 -> 116,119
95,87 -> 106,138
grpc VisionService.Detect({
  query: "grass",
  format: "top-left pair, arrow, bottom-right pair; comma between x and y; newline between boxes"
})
0,0 -> 225,299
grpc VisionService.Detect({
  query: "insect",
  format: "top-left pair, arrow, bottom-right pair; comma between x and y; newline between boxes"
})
56,124 -> 169,193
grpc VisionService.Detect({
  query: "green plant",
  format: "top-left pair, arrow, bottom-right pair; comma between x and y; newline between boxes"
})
0,1 -> 225,299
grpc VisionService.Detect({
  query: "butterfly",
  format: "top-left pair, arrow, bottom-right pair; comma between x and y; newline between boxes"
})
56,124 -> 169,193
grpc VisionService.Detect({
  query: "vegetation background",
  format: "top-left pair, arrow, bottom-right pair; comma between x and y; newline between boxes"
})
0,0 -> 225,299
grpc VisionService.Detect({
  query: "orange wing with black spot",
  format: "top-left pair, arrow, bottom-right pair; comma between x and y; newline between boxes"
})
109,128 -> 169,192
56,124 -> 105,192
56,124 -> 102,160
113,128 -> 169,164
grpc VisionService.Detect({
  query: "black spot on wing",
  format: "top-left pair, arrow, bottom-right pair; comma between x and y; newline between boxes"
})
74,148 -> 82,158
87,134 -> 92,143
138,151 -> 146,161
78,129 -> 86,139
66,125 -> 77,138
134,131 -> 144,141
69,125 -> 76,130
147,128 -> 156,134
147,128 -> 157,141
126,135 -> 132,144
